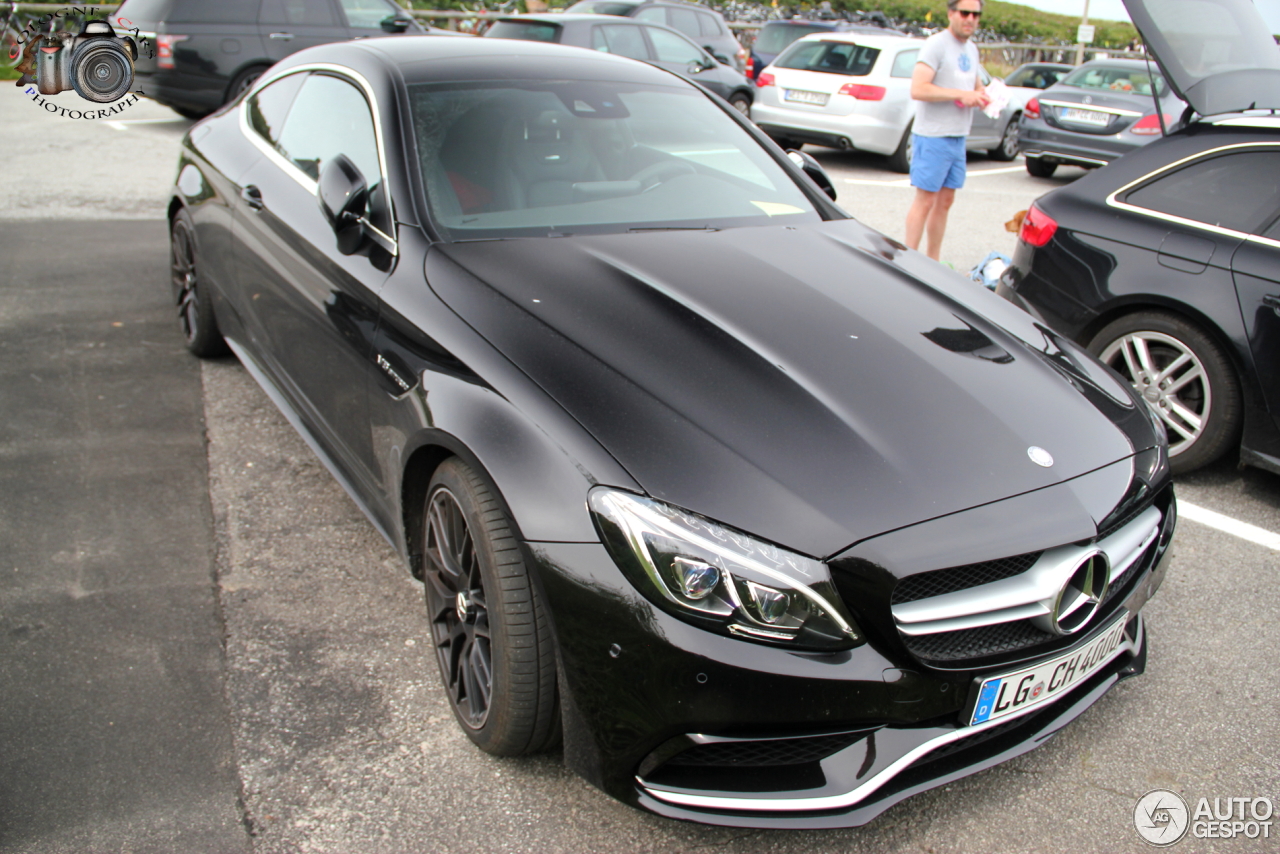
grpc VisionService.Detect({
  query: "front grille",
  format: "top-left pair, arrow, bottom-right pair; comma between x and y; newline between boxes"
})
891,552 -> 1042,606
902,619 -> 1056,662
666,731 -> 869,767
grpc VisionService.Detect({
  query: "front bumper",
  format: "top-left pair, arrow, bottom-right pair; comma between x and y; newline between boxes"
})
529,475 -> 1174,828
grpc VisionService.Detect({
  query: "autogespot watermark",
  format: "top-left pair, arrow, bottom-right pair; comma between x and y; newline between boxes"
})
1134,789 -> 1274,846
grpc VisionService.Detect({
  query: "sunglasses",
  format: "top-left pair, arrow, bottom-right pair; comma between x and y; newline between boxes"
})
954,9 -> 982,17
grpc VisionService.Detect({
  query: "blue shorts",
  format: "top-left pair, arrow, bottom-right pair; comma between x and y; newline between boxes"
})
909,134 -> 967,192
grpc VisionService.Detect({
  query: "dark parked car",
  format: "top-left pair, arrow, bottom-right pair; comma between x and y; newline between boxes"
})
1002,0 -> 1280,475
1017,57 -> 1187,177
111,0 -> 443,118
169,34 -> 1175,827
484,13 -> 754,115
563,0 -> 746,71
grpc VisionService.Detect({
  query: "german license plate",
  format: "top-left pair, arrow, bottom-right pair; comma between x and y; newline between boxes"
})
784,89 -> 829,106
968,614 -> 1130,726
1061,107 -> 1110,126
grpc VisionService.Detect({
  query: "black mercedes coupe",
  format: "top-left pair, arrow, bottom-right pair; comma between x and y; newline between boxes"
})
169,34 -> 1174,828
1001,0 -> 1280,476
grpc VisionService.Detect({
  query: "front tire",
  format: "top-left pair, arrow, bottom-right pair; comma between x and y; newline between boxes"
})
727,92 -> 751,118
1089,312 -> 1241,474
422,458 -> 560,756
170,208 -> 229,358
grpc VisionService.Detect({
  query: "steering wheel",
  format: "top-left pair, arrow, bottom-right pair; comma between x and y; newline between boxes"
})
630,159 -> 697,191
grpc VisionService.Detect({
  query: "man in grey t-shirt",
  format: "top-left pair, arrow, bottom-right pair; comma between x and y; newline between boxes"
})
903,0 -> 989,260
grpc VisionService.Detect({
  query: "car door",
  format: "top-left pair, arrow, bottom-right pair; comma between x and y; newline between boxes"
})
335,0 -> 423,38
968,65 -> 998,146
231,69 -> 393,491
1232,195 -> 1280,435
643,25 -> 727,98
259,0 -> 347,62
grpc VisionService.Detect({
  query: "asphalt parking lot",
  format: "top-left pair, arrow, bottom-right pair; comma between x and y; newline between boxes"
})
1,88 -> 1277,854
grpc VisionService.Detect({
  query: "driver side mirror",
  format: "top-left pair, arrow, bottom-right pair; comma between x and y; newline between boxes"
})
786,149 -> 837,201
381,14 -> 413,33
318,154 -> 370,255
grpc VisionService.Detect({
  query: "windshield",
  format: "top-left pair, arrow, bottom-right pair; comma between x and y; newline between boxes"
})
408,80 -> 822,240
776,40 -> 881,76
757,24 -> 830,56
565,1 -> 638,13
1061,64 -> 1168,97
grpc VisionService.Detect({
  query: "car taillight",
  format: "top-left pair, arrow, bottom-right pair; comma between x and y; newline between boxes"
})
1130,113 -> 1174,135
1025,97 -> 1040,119
756,72 -> 775,88
837,83 -> 886,100
1019,204 -> 1058,248
156,34 -> 189,70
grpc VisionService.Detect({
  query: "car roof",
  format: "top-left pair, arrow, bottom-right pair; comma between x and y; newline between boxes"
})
792,31 -> 923,48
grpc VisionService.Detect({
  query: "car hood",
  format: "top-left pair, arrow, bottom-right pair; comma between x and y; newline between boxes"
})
427,220 -> 1155,558
1123,0 -> 1280,116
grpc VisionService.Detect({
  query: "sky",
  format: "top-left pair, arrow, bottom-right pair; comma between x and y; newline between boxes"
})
1014,0 -> 1280,33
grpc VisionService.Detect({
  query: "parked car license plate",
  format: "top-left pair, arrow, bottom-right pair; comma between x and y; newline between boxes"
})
784,89 -> 829,106
968,614 -> 1130,726
1060,107 -> 1111,126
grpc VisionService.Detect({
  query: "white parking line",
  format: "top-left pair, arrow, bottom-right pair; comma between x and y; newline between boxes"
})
1179,501 -> 1280,552
843,163 -> 1027,186
105,117 -> 188,131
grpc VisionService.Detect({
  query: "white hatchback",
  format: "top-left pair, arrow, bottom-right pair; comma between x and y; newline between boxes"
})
751,32 -> 1019,172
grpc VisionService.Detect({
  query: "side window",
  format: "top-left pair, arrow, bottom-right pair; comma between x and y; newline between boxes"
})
890,49 -> 917,78
275,74 -> 381,186
978,66 -> 991,85
260,0 -> 337,26
634,6 -> 664,23
336,0 -> 400,29
697,12 -> 721,37
667,7 -> 699,38
595,24 -> 650,60
1123,150 -> 1280,234
247,72 -> 308,146
647,26 -> 702,64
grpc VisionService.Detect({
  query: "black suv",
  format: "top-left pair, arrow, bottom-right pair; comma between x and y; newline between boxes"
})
563,0 -> 745,71
112,0 -> 434,117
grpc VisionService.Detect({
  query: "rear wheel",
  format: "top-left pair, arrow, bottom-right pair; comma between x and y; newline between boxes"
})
989,113 -> 1020,161
1089,312 -> 1241,474
1026,156 -> 1057,178
422,458 -> 560,755
225,65 -> 267,105
727,92 -> 751,117
887,121 -> 913,173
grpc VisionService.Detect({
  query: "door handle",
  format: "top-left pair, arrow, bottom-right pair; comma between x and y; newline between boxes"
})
268,31 -> 294,40
1264,294 -> 1280,317
240,185 -> 264,211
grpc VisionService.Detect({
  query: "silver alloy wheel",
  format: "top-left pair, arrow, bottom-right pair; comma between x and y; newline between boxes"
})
998,118 -> 1018,159
1099,330 -> 1209,458
729,94 -> 751,117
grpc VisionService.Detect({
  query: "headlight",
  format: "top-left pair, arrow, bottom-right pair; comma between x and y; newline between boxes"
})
589,488 -> 862,651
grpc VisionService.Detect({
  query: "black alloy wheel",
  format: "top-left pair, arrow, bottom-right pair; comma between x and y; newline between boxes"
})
170,209 -> 228,357
1089,311 -> 1241,474
422,458 -> 560,755
226,65 -> 267,105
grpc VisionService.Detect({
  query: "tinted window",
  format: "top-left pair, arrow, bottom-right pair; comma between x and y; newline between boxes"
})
634,6 -> 665,23
756,24 -> 828,55
248,71 -> 307,145
409,80 -> 819,239
568,1 -> 638,13
1124,150 -> 1280,234
168,0 -> 260,23
648,27 -> 702,64
276,74 -> 380,185
777,41 -> 879,76
697,12 -> 721,37
890,49 -> 917,78
260,0 -> 337,26
487,20 -> 561,42
1005,65 -> 1067,88
593,24 -> 649,60
1062,64 -> 1167,97
667,8 -> 699,38
337,0 -> 401,29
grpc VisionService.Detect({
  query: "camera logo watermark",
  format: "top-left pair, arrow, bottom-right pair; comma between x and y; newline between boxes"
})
1135,790 -> 1190,846
9,5 -> 152,110
1134,790 -> 1274,846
